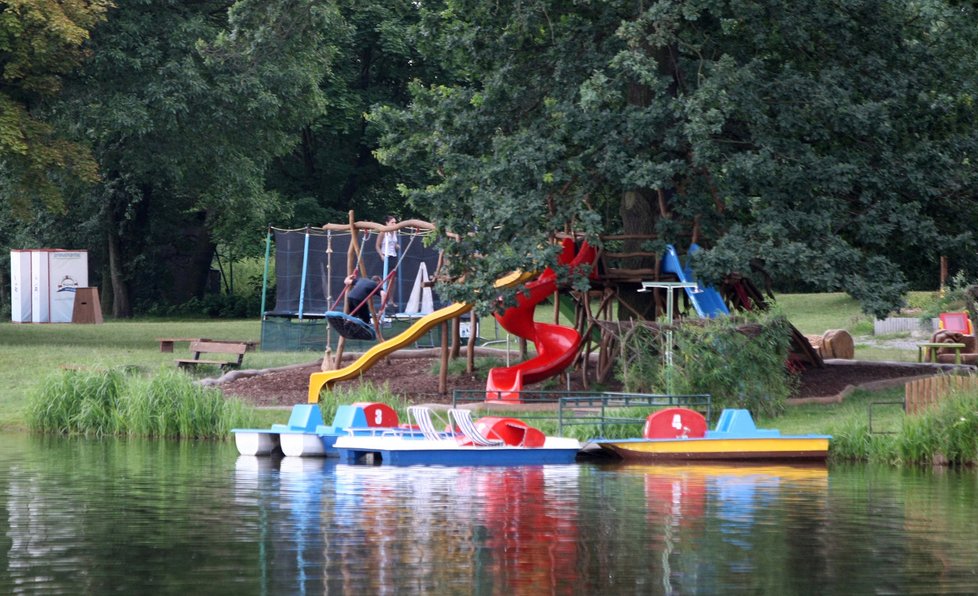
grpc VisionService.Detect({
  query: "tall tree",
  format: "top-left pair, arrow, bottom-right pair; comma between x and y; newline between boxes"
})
0,0 -> 110,212
373,0 -> 978,317
53,0 -> 340,315
264,0 -> 437,226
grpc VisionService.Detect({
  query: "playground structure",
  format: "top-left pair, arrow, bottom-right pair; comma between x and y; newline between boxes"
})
296,213 -> 821,404
259,216 -> 443,352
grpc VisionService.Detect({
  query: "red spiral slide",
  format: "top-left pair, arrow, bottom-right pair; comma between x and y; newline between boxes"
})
486,239 -> 596,401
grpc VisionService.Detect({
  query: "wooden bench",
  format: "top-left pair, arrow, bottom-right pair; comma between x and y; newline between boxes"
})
159,338 -> 207,353
175,340 -> 248,371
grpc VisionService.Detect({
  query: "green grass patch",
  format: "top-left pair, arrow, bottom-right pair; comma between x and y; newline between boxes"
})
27,367 -> 256,438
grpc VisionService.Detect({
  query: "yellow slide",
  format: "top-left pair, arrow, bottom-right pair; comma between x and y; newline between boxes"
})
307,271 -> 530,403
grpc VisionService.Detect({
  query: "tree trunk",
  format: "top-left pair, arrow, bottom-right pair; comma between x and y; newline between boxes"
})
619,188 -> 658,320
106,228 -> 132,318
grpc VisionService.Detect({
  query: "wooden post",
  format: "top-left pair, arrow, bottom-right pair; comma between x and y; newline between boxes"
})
466,312 -> 477,373
450,316 -> 461,358
71,288 -> 103,324
439,320 -> 449,394
940,256 -> 948,297
332,210 -> 359,369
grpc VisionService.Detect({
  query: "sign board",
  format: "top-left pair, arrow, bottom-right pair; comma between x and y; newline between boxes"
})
49,251 -> 88,323
30,251 -> 50,323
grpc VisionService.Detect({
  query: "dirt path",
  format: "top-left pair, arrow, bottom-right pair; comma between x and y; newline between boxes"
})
215,353 -> 951,408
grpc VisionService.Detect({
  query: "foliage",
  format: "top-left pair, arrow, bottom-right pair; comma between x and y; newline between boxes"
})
916,270 -> 974,322
26,367 -> 254,438
618,314 -> 796,417
265,0 -> 439,225
372,0 -> 978,317
140,291 -> 262,319
0,0 -> 109,212
320,381 -> 409,423
900,389 -> 978,465
38,0 -> 341,312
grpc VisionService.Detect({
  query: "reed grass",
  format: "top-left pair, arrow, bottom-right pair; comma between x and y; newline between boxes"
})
27,367 -> 256,438
899,390 -> 978,465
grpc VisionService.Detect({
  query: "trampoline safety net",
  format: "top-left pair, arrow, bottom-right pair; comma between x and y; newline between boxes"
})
261,226 -> 444,351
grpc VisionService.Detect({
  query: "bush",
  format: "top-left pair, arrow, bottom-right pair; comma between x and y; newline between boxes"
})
617,313 -> 797,418
899,389 -> 978,465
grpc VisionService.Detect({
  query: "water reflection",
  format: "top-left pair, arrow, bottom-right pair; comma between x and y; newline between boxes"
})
235,457 -> 585,594
1,434 -> 977,594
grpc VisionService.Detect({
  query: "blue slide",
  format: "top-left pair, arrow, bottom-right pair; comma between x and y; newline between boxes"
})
661,244 -> 730,318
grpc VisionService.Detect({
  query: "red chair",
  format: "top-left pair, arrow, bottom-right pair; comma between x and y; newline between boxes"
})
939,312 -> 973,335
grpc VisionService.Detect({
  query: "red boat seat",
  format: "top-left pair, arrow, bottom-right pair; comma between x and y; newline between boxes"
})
643,407 -> 708,439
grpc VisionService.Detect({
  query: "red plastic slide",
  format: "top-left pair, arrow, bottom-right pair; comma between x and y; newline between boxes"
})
486,239 -> 596,401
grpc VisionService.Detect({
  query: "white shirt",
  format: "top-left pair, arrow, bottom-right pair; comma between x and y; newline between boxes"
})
380,232 -> 398,258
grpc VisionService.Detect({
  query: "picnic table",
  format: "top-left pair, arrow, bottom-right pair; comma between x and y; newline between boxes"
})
917,342 -> 967,365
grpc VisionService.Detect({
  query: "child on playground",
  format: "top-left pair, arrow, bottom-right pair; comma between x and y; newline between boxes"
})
345,274 -> 383,324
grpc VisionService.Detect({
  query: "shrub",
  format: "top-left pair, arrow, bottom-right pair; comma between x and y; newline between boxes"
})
617,313 -> 797,418
899,389 -> 978,465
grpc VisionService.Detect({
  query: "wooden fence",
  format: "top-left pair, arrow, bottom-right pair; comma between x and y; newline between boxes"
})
905,374 -> 978,415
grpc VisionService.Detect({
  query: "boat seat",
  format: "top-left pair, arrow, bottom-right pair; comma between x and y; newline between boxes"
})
448,409 -> 504,446
706,409 -> 780,438
271,404 -> 324,433
407,406 -> 449,441
315,404 -> 368,435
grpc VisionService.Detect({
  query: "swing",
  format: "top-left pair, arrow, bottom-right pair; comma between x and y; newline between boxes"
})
325,311 -> 377,341
323,229 -> 418,341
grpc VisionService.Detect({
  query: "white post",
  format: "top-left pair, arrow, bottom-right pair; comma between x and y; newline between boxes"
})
639,281 -> 698,395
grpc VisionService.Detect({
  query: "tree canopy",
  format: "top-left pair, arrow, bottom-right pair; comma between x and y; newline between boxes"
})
0,0 -> 110,212
3,0 -> 978,318
372,0 -> 978,317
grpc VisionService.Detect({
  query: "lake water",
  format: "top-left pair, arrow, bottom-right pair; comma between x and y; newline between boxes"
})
0,433 -> 975,594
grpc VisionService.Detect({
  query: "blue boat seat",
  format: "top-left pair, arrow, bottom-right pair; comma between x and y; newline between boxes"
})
315,404 -> 369,435
706,409 -> 780,438
271,404 -> 324,433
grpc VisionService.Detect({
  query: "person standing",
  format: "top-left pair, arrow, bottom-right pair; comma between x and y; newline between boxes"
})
375,215 -> 399,306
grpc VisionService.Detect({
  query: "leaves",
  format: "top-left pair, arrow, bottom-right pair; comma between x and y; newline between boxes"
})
0,0 -> 109,212
374,0 -> 978,317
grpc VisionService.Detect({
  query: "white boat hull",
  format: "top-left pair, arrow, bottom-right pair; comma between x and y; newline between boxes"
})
233,431 -> 280,456
280,432 -> 328,457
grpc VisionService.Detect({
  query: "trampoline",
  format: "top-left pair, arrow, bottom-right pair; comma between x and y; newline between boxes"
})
259,224 -> 442,351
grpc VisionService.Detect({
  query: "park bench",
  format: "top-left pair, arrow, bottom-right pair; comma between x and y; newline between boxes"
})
175,340 -> 249,372
158,337 -> 207,353
160,337 -> 258,353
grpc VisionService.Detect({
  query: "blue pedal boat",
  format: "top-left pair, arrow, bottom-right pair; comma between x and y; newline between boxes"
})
334,406 -> 582,466
232,402 -> 401,457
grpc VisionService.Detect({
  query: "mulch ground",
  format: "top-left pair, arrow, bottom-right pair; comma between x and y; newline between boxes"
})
217,355 -> 943,408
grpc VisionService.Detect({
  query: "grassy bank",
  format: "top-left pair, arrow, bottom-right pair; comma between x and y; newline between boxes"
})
0,320 -> 312,429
